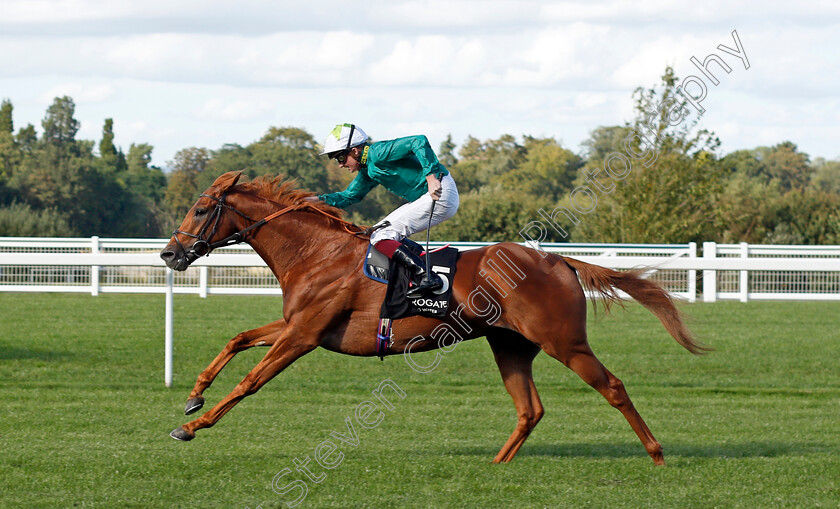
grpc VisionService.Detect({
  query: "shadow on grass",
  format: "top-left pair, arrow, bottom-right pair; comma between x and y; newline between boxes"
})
450,441 -> 826,460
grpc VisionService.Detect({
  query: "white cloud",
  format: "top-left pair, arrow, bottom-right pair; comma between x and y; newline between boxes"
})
1,0 -> 135,23
368,36 -> 492,86
193,98 -> 275,123
39,82 -> 115,103
502,23 -> 608,87
574,92 -> 608,109
1,0 -> 839,168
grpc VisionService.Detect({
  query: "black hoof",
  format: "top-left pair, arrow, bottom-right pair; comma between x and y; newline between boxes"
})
184,397 -> 205,415
170,426 -> 195,441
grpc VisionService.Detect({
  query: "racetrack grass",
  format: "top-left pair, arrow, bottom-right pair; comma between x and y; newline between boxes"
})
1,294 -> 838,508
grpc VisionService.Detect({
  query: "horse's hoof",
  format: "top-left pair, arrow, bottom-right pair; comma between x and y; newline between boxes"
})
184,397 -> 205,415
170,426 -> 195,441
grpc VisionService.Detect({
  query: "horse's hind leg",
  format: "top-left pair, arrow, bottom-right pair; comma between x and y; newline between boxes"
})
184,318 -> 287,415
557,345 -> 665,465
487,330 -> 543,463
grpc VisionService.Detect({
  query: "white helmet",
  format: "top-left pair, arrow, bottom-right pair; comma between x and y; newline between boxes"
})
319,123 -> 368,157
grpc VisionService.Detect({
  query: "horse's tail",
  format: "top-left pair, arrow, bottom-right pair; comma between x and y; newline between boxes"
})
562,256 -> 711,355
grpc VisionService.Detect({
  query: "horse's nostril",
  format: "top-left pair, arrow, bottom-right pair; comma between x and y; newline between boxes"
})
160,250 -> 175,261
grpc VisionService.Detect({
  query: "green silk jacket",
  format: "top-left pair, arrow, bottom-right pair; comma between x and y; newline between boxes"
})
318,135 -> 450,209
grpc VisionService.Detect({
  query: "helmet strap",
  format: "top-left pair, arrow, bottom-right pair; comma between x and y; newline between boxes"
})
345,124 -> 356,152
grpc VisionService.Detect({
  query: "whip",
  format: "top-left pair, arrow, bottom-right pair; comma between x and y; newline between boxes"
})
424,199 -> 436,281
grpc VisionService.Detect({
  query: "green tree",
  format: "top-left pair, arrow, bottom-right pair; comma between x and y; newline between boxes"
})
498,136 -> 582,201
438,134 -> 457,168
21,97 -> 86,210
71,164 -> 140,236
715,174 -> 784,243
206,143 -> 254,182
429,185 -> 554,242
581,125 -> 633,162
126,143 -> 166,202
458,136 -> 483,160
16,124 -> 37,155
0,99 -> 13,134
246,127 -> 328,192
759,141 -> 812,191
448,134 -> 526,193
0,99 -> 18,181
721,143 -> 813,192
483,134 -> 527,178
720,148 -> 762,177
769,189 -> 840,244
99,118 -> 125,172
447,159 -> 484,194
0,202 -> 75,236
165,147 -> 211,216
573,66 -> 724,243
41,96 -> 80,147
810,157 -> 840,194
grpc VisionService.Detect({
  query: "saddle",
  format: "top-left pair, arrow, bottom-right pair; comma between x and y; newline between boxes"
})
364,239 -> 459,359
364,239 -> 458,318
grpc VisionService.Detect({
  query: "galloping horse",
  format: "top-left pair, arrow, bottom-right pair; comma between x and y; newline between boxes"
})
161,171 -> 708,465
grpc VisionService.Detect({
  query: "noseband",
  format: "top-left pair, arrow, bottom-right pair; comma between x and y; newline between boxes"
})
172,193 -> 301,259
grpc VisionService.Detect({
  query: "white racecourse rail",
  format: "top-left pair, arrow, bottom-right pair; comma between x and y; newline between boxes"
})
3,237 -> 839,386
2,237 -> 840,301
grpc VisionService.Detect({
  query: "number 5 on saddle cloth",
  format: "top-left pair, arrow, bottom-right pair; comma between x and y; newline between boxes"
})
363,238 -> 459,359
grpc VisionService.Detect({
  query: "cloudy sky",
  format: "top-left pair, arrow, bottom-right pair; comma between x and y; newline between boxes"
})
2,0 -> 838,169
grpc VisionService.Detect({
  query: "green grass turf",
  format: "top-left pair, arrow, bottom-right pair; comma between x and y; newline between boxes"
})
0,294 -> 838,508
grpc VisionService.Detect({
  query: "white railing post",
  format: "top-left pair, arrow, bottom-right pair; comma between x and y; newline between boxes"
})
703,242 -> 717,302
165,268 -> 174,388
199,266 -> 209,298
688,242 -> 697,303
740,242 -> 749,303
90,236 -> 100,296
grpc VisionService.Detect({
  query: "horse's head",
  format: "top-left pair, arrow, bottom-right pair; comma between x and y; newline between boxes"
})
160,171 -> 246,271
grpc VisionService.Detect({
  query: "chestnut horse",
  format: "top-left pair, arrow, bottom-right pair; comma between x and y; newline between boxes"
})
161,171 -> 707,465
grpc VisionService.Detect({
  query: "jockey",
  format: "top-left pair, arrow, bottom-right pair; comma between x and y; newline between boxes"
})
314,123 -> 459,297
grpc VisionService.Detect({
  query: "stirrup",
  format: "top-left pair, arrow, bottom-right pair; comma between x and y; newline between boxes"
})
407,272 -> 443,298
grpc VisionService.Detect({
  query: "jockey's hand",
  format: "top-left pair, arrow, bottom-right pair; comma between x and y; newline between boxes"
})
426,174 -> 442,201
303,196 -> 320,203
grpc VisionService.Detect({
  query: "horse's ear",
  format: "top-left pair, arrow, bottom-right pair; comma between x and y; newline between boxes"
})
211,171 -> 243,192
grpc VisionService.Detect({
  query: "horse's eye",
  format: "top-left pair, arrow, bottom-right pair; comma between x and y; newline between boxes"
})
195,208 -> 207,217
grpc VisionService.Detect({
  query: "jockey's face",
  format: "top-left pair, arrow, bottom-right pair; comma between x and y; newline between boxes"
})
337,146 -> 363,173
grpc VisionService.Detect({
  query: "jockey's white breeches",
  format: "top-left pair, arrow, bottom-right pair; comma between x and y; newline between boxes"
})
370,174 -> 459,245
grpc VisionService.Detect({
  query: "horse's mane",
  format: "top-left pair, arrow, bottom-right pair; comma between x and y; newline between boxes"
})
232,175 -> 366,233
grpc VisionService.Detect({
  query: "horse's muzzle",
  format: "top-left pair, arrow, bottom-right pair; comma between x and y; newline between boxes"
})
160,243 -> 195,271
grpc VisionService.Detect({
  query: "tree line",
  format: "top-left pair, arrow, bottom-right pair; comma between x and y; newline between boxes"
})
1,67 -> 838,244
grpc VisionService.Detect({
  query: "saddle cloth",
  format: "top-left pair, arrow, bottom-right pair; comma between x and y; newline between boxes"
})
363,240 -> 458,320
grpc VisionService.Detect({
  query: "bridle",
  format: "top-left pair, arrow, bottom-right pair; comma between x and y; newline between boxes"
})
171,191 -> 366,260
171,193 -> 301,260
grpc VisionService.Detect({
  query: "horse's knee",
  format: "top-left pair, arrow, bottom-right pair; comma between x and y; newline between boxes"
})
518,408 -> 542,430
604,377 -> 631,409
533,404 -> 545,425
230,332 -> 252,350
236,376 -> 261,396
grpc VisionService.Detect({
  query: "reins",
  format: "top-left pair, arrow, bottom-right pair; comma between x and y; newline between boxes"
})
171,190 -> 366,259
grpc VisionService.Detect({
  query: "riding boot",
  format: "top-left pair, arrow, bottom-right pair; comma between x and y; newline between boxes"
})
391,244 -> 443,297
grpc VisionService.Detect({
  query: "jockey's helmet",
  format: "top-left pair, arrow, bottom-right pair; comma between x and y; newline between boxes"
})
320,123 -> 368,157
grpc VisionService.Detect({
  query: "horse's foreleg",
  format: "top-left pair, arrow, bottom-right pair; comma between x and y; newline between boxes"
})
171,331 -> 317,441
487,332 -> 543,463
185,318 -> 287,415
561,347 -> 665,466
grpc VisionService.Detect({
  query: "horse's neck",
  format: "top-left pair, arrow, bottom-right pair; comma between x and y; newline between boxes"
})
247,211 -> 364,288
